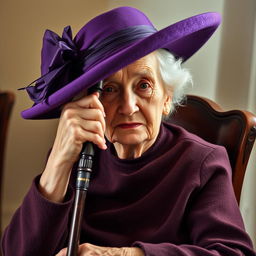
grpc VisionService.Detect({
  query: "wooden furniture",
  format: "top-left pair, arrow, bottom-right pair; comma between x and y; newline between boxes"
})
169,95 -> 256,203
0,91 -> 15,236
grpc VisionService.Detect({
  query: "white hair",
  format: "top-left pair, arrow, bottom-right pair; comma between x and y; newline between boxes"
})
155,49 -> 193,114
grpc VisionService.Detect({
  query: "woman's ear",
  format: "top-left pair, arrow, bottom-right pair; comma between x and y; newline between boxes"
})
163,95 -> 172,116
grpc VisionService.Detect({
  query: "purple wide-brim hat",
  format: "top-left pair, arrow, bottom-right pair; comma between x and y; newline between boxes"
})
20,6 -> 221,119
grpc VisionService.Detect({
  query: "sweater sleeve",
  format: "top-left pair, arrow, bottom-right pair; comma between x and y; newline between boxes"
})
1,175 -> 75,256
133,147 -> 256,256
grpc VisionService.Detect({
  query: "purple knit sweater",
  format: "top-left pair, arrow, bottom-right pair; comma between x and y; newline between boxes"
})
2,123 -> 255,256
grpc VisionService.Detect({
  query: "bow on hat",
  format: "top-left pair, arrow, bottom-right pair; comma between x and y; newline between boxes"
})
19,26 -> 79,104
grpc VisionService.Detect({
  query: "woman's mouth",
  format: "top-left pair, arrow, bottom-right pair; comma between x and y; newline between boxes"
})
117,123 -> 142,129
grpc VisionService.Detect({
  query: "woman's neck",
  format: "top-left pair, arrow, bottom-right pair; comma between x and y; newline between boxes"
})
113,139 -> 157,159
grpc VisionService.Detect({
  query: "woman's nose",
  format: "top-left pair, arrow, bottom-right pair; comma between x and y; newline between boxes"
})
118,90 -> 139,116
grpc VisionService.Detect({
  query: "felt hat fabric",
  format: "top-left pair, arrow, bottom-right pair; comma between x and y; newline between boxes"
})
20,6 -> 221,119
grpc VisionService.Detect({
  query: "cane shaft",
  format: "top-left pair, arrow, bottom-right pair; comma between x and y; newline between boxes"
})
67,190 -> 87,256
66,82 -> 102,256
66,143 -> 94,256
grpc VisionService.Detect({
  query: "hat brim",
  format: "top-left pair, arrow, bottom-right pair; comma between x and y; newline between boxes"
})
21,12 -> 221,119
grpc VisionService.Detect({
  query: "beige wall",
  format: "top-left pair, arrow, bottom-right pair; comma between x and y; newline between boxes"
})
1,0 -> 255,247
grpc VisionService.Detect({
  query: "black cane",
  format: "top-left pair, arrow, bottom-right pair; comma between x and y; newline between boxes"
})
66,81 -> 103,256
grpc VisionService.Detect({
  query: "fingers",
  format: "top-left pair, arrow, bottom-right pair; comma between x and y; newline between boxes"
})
55,244 -> 144,256
55,244 -> 94,256
76,124 -> 107,150
60,106 -> 107,150
62,107 -> 106,135
79,243 -> 127,256
64,93 -> 106,135
71,93 -> 106,118
55,247 -> 67,256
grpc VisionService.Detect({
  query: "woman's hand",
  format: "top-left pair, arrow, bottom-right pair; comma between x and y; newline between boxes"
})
56,243 -> 144,256
39,92 -> 107,202
50,92 -> 107,164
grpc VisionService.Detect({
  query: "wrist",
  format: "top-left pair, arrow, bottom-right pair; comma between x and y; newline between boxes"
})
39,160 -> 73,203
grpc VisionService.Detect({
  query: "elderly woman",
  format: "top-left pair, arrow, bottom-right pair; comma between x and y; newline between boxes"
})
2,6 -> 256,256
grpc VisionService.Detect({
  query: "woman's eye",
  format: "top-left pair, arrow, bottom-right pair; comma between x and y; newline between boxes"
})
139,82 -> 150,90
103,86 -> 115,93
101,84 -> 118,102
137,81 -> 153,97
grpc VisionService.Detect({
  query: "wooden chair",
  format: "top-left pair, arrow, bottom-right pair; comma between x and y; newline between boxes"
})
169,95 -> 256,204
0,91 -> 15,236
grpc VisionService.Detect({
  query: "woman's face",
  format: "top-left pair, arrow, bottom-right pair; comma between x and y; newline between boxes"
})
101,51 -> 172,157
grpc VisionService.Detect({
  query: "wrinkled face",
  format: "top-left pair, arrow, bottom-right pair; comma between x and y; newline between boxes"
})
101,51 -> 172,150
